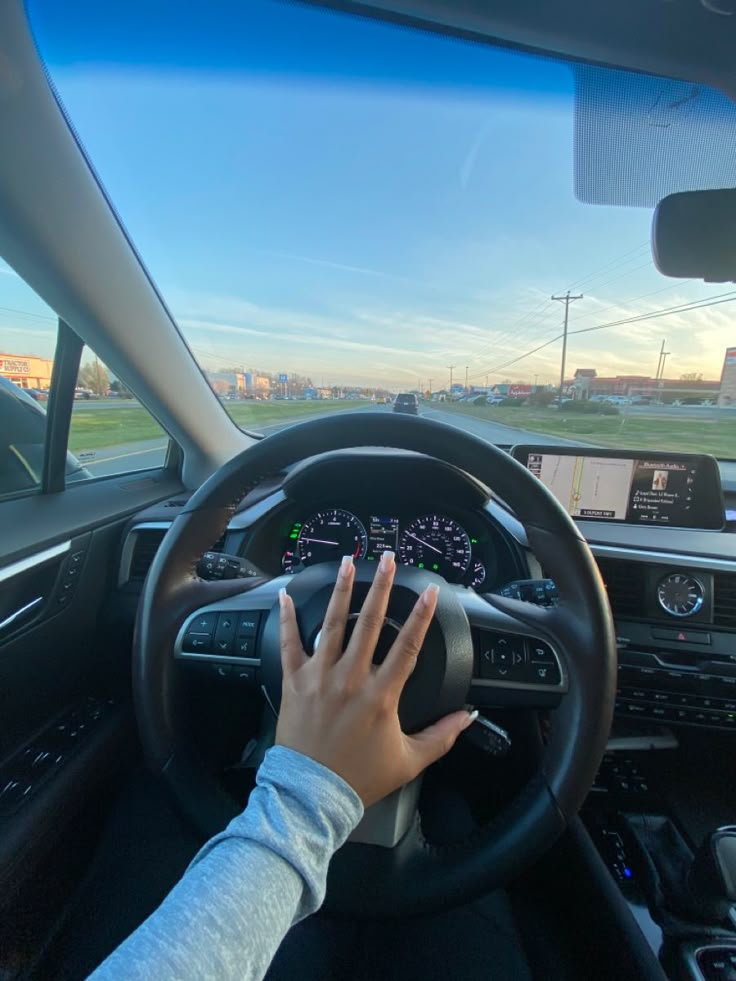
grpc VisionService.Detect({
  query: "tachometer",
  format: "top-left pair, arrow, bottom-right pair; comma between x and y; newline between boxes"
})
398,514 -> 471,582
297,509 -> 368,566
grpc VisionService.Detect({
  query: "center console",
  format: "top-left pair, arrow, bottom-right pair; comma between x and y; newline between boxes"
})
508,445 -> 736,979
583,732 -> 736,981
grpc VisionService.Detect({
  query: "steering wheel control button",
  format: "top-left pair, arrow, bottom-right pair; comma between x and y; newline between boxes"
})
233,665 -> 258,685
527,641 -> 561,684
236,613 -> 261,637
478,631 -> 527,680
183,632 -> 212,653
234,636 -> 255,658
527,661 -> 562,685
213,614 -> 237,654
190,612 -> 218,633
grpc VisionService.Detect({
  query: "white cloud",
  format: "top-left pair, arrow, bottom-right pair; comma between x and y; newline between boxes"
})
168,278 -> 734,390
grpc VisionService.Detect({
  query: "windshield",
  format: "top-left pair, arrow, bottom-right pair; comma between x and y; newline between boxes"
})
18,0 -> 736,459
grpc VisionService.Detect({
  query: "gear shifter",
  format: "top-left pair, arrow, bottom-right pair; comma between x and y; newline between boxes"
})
688,827 -> 736,923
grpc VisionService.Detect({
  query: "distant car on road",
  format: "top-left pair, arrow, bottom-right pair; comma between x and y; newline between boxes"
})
393,393 -> 418,415
486,395 -> 505,406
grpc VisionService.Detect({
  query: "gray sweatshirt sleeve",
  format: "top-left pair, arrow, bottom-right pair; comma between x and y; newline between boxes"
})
87,746 -> 364,981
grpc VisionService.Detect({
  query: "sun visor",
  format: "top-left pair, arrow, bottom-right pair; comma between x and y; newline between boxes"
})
574,65 -> 736,207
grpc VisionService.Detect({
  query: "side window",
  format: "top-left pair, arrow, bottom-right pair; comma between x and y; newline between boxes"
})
0,263 -> 56,498
0,261 -> 170,498
70,347 -> 170,479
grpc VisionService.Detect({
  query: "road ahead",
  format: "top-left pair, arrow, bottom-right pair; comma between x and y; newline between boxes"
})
77,404 -> 580,477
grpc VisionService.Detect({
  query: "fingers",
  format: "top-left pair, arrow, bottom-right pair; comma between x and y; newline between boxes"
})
279,588 -> 307,678
378,582 -> 439,695
405,709 -> 477,774
314,556 -> 355,667
342,551 -> 396,675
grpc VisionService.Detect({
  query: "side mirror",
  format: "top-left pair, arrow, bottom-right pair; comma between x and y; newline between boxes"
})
652,188 -> 736,282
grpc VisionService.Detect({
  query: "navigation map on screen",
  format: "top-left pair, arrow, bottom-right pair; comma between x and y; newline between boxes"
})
525,452 -> 700,525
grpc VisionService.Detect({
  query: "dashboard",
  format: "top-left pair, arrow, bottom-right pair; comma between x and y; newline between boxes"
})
239,452 -> 525,593
279,509 -> 488,588
117,447 -> 736,736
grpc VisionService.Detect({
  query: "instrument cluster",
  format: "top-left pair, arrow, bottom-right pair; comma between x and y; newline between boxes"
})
280,507 -> 488,588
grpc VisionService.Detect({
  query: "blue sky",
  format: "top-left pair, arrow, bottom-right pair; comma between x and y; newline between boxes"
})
1,0 -> 733,388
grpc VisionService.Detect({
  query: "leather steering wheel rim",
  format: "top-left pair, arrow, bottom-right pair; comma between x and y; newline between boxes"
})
133,412 -> 617,916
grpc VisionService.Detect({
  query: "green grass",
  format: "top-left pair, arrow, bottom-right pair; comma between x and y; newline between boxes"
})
68,399 -> 371,452
224,399 -> 371,430
438,402 -> 736,458
69,406 -> 166,452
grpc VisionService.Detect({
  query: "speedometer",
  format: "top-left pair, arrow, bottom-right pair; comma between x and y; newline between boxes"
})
297,509 -> 368,566
398,514 -> 471,582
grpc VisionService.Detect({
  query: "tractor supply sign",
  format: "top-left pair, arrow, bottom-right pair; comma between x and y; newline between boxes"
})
0,357 -> 30,374
719,347 -> 736,406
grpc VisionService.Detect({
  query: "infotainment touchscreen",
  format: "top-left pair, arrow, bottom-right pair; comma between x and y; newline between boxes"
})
511,447 -> 724,529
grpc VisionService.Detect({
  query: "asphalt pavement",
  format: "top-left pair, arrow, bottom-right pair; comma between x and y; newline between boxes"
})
78,437 -> 170,476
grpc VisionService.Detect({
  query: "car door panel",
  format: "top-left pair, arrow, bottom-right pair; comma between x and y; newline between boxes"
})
0,474 -> 185,973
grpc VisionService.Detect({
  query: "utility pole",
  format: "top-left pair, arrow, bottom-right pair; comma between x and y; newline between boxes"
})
655,339 -> 670,402
428,378 -> 433,397
551,292 -> 583,402
464,365 -> 469,392
485,373 -> 489,391
448,365 -> 455,396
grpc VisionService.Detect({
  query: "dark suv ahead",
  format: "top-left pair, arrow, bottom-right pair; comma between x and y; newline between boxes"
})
392,393 -> 418,415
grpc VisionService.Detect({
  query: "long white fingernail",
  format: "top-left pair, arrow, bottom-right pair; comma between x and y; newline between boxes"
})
340,555 -> 354,578
421,582 -> 440,606
379,550 -> 395,572
279,587 -> 288,608
462,709 -> 479,730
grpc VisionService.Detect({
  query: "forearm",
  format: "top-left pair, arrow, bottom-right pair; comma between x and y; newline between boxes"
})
87,747 -> 363,981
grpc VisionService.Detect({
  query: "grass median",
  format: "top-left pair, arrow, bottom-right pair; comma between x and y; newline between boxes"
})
437,402 -> 736,457
68,399 -> 371,452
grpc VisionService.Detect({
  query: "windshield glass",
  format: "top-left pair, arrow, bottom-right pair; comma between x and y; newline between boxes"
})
22,0 -> 736,458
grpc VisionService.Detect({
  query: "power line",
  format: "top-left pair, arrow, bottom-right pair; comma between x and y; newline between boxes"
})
564,241 -> 651,292
0,305 -> 56,322
464,243 -> 654,368
468,289 -> 736,381
564,280 -> 695,329
568,290 -> 736,338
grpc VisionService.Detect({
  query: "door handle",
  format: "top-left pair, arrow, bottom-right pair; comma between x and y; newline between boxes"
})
0,596 -> 44,633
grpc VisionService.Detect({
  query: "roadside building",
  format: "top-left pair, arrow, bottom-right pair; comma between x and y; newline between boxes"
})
0,352 -> 53,390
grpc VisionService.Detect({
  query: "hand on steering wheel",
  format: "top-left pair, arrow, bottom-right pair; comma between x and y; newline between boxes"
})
275,551 -> 476,807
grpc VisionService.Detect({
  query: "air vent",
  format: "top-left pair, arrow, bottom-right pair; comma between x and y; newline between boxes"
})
122,525 -> 227,585
128,528 -> 168,581
714,573 -> 736,629
595,558 -> 647,618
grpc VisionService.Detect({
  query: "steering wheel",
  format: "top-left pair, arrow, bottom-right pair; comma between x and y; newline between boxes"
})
134,412 -> 616,917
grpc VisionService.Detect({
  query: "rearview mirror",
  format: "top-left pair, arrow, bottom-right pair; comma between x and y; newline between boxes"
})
652,188 -> 736,282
